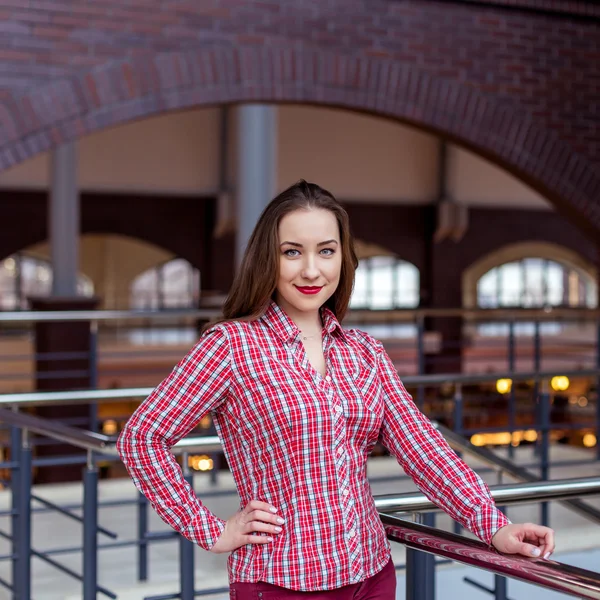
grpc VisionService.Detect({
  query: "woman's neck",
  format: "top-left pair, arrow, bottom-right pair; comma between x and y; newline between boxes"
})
276,299 -> 322,334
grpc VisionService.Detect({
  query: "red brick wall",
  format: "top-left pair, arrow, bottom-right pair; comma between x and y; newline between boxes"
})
0,1 -> 598,235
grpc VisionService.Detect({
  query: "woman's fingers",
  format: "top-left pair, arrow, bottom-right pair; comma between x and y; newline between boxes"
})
244,533 -> 274,544
249,509 -> 285,526
244,500 -> 278,515
240,500 -> 285,539
244,519 -> 283,535
521,524 -> 555,559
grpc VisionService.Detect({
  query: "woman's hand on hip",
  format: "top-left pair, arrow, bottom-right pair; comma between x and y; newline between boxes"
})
210,500 -> 285,554
491,523 -> 555,559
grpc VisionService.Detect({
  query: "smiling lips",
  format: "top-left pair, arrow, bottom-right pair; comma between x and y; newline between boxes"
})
295,286 -> 323,295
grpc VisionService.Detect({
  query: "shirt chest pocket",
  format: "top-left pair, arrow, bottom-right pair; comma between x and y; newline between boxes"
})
337,359 -> 384,446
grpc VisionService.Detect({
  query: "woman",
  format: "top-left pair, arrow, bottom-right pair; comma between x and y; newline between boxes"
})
117,181 -> 555,599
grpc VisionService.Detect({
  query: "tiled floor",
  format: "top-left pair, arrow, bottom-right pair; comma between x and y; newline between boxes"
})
0,444 -> 598,600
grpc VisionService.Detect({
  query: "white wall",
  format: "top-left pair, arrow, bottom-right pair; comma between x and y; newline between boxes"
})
277,106 -> 438,203
447,146 -> 551,209
0,109 -> 222,195
0,105 -> 554,210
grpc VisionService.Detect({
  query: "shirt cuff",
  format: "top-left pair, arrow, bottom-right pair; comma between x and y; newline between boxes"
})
471,503 -> 512,546
190,513 -> 227,551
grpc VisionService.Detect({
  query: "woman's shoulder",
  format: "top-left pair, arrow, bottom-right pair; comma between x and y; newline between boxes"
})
203,318 -> 259,342
343,327 -> 384,354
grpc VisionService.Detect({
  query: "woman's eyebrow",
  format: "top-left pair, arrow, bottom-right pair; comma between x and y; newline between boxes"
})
279,239 -> 339,247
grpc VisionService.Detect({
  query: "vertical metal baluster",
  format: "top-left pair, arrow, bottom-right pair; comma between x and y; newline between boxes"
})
533,320 -> 541,459
138,492 -> 149,582
539,380 -> 550,527
508,319 -> 516,459
83,450 -> 98,600
495,469 -> 508,600
406,513 -> 435,600
417,314 -> 425,410
88,320 -> 99,434
453,384 -> 463,535
180,453 -> 195,600
596,317 -> 600,461
10,423 -> 21,598
18,428 -> 31,600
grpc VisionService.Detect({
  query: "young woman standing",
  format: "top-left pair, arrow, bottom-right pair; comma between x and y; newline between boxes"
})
117,181 -> 554,600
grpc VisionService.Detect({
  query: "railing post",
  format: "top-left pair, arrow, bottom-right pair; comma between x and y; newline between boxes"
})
10,424 -> 21,598
83,450 -> 99,600
596,317 -> 600,461
18,428 -> 32,600
539,380 -> 551,527
406,514 -> 435,600
453,383 -> 464,535
180,454 -> 195,600
417,314 -> 425,410
89,320 -> 99,434
508,319 -> 516,459
453,383 -> 463,438
495,470 -> 508,600
494,574 -> 508,600
533,319 -> 541,459
138,492 -> 149,581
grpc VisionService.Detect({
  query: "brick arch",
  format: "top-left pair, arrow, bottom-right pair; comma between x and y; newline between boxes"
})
1,44 -> 598,237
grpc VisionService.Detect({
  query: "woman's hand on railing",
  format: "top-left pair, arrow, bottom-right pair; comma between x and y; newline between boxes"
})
491,522 -> 555,559
210,500 -> 285,554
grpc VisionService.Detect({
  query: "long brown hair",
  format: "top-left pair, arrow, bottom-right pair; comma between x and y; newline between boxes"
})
209,180 -> 358,329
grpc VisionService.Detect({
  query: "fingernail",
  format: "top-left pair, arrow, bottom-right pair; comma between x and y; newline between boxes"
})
544,552 -> 551,560
274,526 -> 282,532
531,548 -> 541,557
267,537 -> 273,542
270,507 -> 278,513
277,517 -> 285,524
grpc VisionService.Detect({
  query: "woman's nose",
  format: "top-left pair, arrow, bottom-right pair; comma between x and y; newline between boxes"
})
301,257 -> 320,280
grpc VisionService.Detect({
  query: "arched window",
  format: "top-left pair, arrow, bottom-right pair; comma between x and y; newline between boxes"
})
477,258 -> 597,309
130,258 -> 200,310
350,256 -> 419,310
0,253 -> 94,310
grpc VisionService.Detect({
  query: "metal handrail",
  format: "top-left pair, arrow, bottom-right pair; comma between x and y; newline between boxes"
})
437,422 -> 600,524
375,477 -> 600,513
1,366 -> 599,407
1,406 -> 599,510
381,515 -> 600,600
0,408 -> 222,456
0,309 -> 220,322
0,306 -> 599,323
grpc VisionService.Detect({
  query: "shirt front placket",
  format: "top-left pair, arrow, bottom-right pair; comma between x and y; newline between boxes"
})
325,338 -> 363,582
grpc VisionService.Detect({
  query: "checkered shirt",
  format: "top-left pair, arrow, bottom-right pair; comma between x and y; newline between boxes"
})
117,300 -> 509,591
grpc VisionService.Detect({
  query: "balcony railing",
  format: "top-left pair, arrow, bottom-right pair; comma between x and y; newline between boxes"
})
0,401 -> 600,599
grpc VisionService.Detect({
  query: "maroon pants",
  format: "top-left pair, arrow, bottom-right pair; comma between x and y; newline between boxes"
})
230,558 -> 396,600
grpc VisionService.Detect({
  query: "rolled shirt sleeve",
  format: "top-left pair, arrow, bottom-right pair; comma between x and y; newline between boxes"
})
375,341 -> 510,545
116,327 -> 231,550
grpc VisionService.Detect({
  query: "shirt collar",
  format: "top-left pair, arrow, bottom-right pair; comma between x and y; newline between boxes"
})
260,300 -> 346,344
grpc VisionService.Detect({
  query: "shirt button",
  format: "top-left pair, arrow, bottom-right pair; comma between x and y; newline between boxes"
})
343,489 -> 350,496
325,375 -> 332,382
348,529 -> 356,538
336,447 -> 343,455
335,405 -> 343,413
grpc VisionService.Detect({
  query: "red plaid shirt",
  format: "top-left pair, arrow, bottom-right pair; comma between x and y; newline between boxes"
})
117,301 -> 509,591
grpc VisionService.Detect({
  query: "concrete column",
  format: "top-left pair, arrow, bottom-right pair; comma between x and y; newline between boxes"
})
50,142 -> 79,296
236,105 -> 277,266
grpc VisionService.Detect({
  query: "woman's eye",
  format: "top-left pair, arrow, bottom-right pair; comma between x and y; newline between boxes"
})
284,249 -> 300,257
321,248 -> 335,256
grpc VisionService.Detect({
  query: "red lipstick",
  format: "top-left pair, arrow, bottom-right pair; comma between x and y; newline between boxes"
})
296,286 -> 323,295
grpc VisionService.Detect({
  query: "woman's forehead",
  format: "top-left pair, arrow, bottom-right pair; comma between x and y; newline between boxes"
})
278,209 -> 339,241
